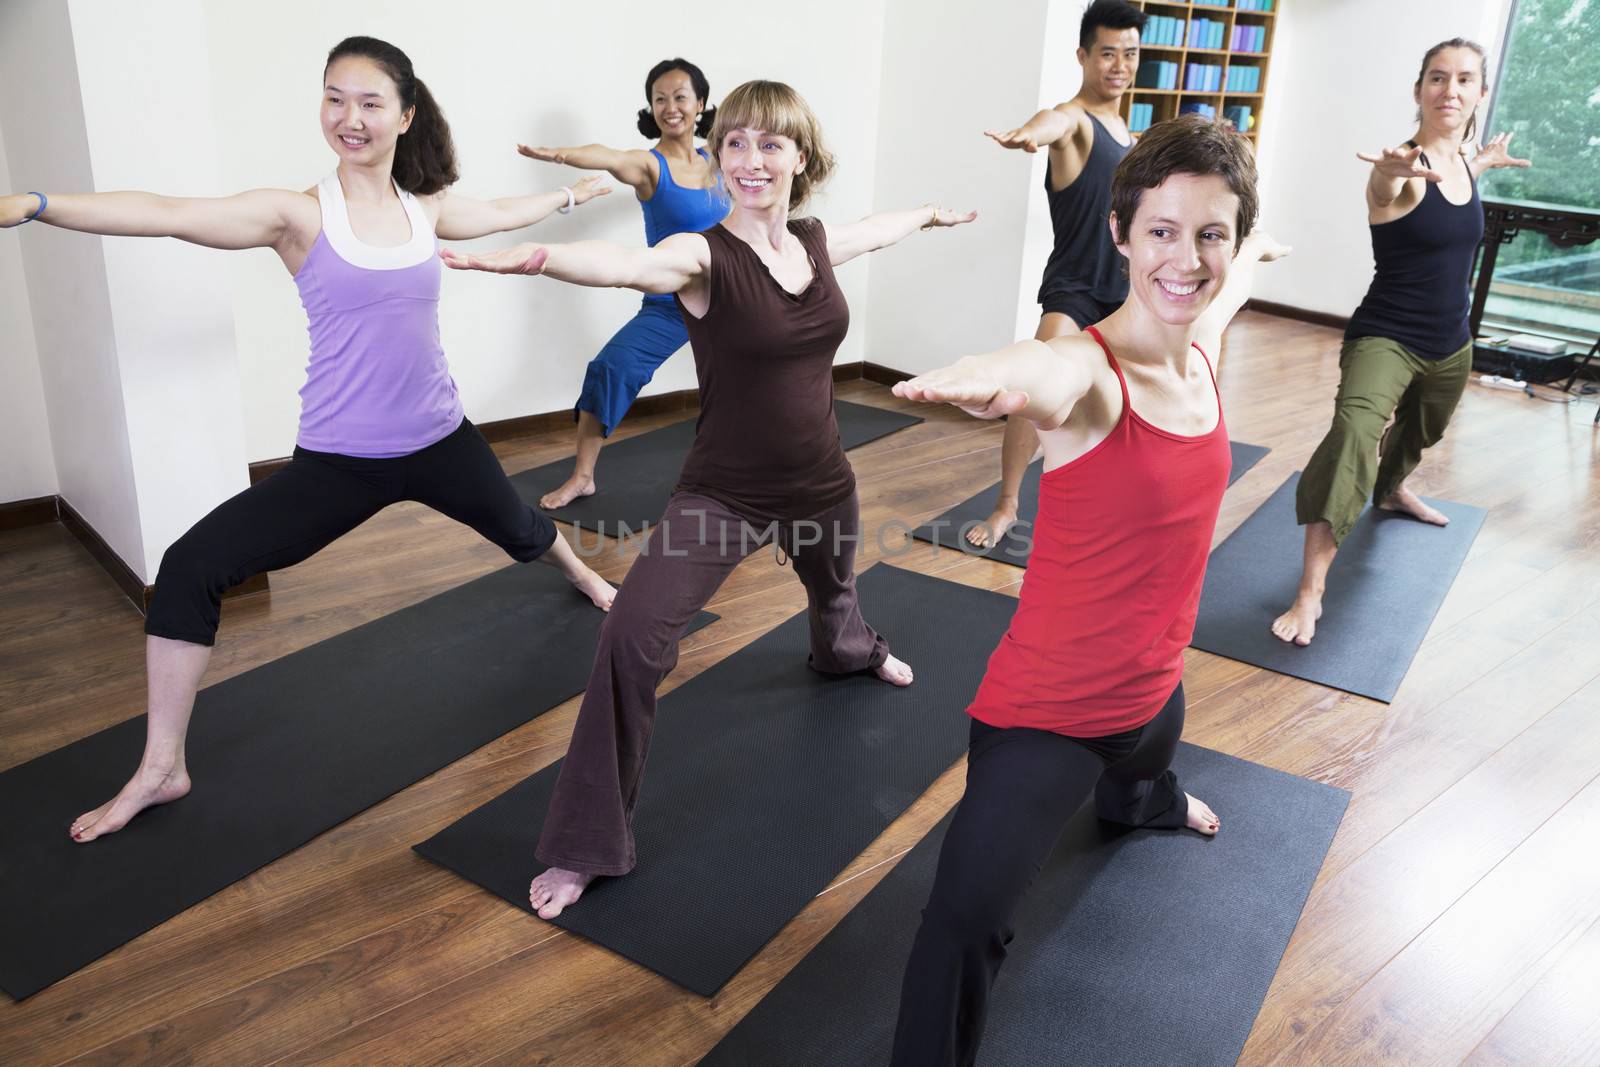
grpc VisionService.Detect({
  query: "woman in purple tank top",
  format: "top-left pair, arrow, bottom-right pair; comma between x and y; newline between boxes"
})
445,79 -> 974,918
517,57 -> 731,510
1,37 -> 618,844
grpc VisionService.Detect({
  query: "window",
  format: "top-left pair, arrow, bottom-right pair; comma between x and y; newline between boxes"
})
1476,0 -> 1600,341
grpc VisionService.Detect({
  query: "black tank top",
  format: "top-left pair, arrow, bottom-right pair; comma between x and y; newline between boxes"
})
1344,147 -> 1484,359
1037,113 -> 1130,305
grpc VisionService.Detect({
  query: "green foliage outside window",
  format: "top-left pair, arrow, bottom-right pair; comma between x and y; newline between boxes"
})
1476,0 -> 1599,333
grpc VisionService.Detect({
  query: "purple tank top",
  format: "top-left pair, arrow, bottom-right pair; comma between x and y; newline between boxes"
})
293,173 -> 464,457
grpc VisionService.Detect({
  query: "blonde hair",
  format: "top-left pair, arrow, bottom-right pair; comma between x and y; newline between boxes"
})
708,80 -> 836,211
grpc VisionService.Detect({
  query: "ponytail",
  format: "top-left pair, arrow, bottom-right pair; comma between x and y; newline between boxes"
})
325,36 -> 458,195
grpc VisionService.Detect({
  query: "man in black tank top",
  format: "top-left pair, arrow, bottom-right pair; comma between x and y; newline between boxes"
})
968,0 -> 1145,549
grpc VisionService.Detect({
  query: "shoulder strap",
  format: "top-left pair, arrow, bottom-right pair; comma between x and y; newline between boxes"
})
1083,326 -> 1131,408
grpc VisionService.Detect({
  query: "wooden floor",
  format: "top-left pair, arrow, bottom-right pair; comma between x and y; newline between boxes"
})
3,310 -> 1599,1066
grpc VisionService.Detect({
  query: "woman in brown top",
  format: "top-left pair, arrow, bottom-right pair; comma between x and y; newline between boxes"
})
445,79 -> 974,916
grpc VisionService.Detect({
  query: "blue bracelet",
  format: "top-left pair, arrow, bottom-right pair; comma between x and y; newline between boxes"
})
4,191 -> 46,227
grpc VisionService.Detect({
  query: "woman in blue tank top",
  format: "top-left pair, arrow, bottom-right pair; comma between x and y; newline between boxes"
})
518,58 -> 731,510
1272,38 -> 1531,648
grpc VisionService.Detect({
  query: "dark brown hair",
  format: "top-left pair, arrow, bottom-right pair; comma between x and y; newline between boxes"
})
325,37 -> 458,195
637,58 -> 716,139
1110,114 -> 1258,249
1415,38 -> 1488,145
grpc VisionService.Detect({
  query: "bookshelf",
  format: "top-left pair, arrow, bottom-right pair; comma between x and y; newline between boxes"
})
1123,0 -> 1278,144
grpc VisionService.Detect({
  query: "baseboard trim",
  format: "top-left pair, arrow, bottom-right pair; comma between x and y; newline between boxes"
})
56,498 -> 151,613
1245,299 -> 1351,332
0,495 -> 60,532
2,495 -> 268,615
862,361 -> 913,387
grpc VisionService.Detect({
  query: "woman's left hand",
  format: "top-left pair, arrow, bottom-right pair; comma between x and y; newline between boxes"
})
570,175 -> 612,205
1472,132 -> 1532,172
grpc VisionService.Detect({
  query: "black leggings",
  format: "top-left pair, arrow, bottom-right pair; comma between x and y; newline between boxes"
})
891,684 -> 1190,1067
145,419 -> 558,646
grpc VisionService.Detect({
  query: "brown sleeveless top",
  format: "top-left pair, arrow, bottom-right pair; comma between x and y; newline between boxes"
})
673,217 -> 856,524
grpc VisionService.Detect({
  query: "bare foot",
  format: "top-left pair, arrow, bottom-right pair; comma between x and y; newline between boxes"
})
1271,593 -> 1323,646
1185,793 -> 1220,836
875,654 -> 914,687
539,474 -> 596,511
529,866 -> 594,919
71,765 -> 191,842
964,505 -> 1019,549
570,566 -> 616,612
1378,485 -> 1449,526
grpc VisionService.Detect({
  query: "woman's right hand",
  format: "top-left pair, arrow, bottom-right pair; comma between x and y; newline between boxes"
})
517,144 -> 567,165
1356,144 -> 1444,183
440,242 -> 550,276
1,193 -> 43,228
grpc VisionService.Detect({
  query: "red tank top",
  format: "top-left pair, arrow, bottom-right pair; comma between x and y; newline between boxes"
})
967,327 -> 1231,737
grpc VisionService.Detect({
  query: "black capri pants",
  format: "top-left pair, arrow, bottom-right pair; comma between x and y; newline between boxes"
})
145,419 -> 558,646
891,683 -> 1190,1067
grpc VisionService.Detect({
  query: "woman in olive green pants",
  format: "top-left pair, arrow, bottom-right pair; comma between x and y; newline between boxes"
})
1272,36 -> 1530,646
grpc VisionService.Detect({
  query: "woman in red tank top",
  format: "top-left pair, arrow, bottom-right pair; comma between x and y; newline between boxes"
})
886,115 -> 1288,1066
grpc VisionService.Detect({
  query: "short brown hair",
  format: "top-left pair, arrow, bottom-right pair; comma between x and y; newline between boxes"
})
1110,114 -> 1258,249
708,80 -> 836,211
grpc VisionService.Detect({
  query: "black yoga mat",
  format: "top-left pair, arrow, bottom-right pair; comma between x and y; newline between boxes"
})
911,440 -> 1269,566
1190,472 -> 1485,703
702,744 -> 1348,1067
512,399 -> 923,533
0,564 -> 716,1001
414,564 -> 1014,995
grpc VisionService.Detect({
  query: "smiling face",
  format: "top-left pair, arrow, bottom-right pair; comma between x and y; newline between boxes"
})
719,126 -> 804,212
1077,26 -> 1140,102
651,68 -> 704,139
1112,172 -> 1239,327
321,56 -> 412,164
1414,46 -> 1485,140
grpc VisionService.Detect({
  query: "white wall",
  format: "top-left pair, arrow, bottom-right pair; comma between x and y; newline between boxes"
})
866,0 -> 1052,374
203,1 -> 892,461
0,120 -> 58,503
1250,0 -> 1514,316
1013,0 -> 1091,342
0,0 -> 145,571
69,0 -> 250,580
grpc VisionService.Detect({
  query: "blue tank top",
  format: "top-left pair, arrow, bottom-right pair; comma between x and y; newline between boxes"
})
640,147 -> 730,304
1345,147 -> 1483,360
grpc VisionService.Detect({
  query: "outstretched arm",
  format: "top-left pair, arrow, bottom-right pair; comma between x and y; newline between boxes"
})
984,104 -> 1080,153
1191,232 -> 1291,353
1,188 -> 304,250
1357,143 -> 1443,207
434,176 -> 611,241
441,230 -> 707,295
825,205 -> 977,266
891,338 -> 1095,430
517,143 -> 657,196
